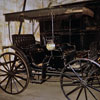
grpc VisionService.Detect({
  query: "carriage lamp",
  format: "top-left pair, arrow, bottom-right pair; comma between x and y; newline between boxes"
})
46,40 -> 55,51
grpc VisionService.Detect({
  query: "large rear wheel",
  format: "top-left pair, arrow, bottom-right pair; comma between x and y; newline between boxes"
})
60,59 -> 100,100
0,52 -> 29,94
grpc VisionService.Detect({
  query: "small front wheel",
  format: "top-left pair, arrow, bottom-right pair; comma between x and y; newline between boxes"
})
0,52 -> 29,94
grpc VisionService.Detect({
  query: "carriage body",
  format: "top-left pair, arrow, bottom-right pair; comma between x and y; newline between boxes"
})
0,0 -> 100,100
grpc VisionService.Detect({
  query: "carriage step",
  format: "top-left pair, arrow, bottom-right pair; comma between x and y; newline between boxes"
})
30,72 -> 45,84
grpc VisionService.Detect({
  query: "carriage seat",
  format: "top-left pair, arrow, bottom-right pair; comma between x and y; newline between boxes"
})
12,34 -> 36,52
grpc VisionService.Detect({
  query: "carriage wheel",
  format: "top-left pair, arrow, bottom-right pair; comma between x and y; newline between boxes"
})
0,52 -> 29,94
60,59 -> 100,100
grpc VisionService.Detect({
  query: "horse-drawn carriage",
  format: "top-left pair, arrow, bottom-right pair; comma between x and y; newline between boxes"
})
0,0 -> 100,100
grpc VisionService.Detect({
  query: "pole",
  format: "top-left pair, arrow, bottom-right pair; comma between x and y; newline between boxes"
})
18,0 -> 27,35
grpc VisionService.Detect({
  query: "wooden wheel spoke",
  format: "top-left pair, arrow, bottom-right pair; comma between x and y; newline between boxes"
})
0,69 -> 7,73
2,56 -> 9,70
84,88 -> 88,100
15,63 -> 23,71
0,73 -> 7,77
13,77 -> 24,88
12,78 -> 19,93
83,62 -> 92,73
11,56 -> 18,70
89,69 -> 98,77
15,75 -> 27,81
76,87 -> 83,100
88,85 -> 100,92
0,63 -> 9,71
62,73 -> 75,80
86,86 -> 97,100
5,77 -> 11,90
0,75 -> 9,84
9,54 -> 12,68
66,86 -> 80,96
10,78 -> 12,93
79,60 -> 85,78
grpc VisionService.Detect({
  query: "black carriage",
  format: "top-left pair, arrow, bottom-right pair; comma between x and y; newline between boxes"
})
0,0 -> 100,100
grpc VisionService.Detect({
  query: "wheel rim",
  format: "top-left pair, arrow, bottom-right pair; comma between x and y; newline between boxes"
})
60,59 -> 100,100
0,52 -> 29,94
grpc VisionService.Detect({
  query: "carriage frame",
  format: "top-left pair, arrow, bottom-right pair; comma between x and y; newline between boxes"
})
0,1 -> 100,100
